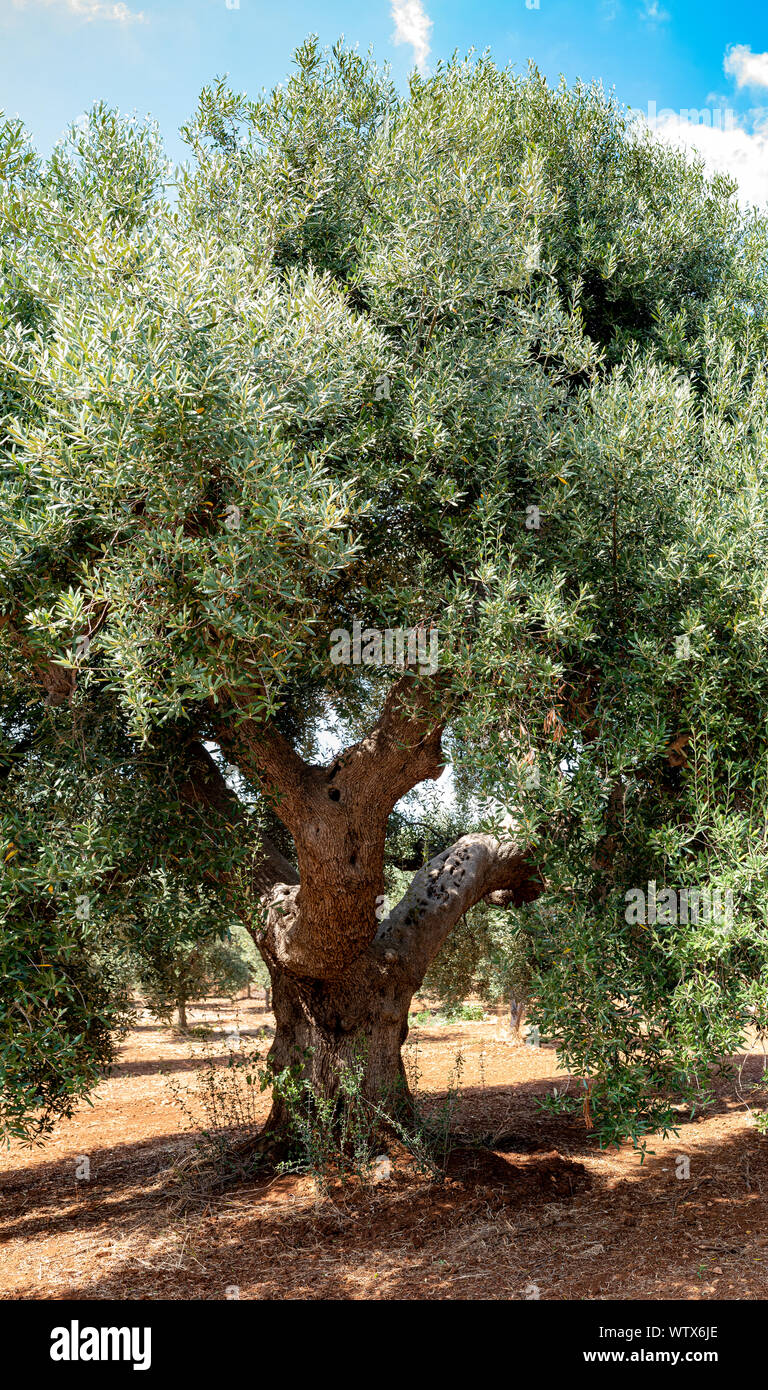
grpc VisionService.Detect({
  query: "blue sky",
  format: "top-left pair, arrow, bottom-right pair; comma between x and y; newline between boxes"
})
3,0 -> 768,203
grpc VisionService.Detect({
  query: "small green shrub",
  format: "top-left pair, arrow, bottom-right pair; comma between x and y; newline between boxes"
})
442,1003 -> 487,1022
168,1035 -> 472,1191
409,1002 -> 487,1025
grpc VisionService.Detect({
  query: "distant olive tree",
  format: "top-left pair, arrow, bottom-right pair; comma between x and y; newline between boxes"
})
137,936 -> 252,1032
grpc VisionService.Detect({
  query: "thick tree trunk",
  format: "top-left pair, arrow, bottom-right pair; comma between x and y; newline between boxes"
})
176,999 -> 188,1031
260,945 -> 416,1145
256,833 -> 542,1150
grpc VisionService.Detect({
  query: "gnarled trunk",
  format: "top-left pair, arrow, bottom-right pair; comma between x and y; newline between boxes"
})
184,677 -> 544,1159
256,831 -> 543,1149
262,947 -> 416,1142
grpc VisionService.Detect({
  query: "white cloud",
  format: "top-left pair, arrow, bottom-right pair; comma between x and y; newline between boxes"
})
643,110 -> 768,209
12,0 -> 144,20
640,1 -> 670,22
724,45 -> 768,90
390,0 -> 432,76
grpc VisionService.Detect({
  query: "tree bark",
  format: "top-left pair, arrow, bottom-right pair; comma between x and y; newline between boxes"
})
191,675 -> 544,1154
257,832 -> 542,1147
510,997 -> 526,1040
225,674 -> 446,980
262,945 -> 415,1141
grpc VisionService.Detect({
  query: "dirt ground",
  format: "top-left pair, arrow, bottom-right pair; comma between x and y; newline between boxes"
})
2,995 -> 768,1301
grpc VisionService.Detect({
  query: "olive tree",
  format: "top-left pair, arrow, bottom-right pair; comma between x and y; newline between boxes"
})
4,41 -> 768,1151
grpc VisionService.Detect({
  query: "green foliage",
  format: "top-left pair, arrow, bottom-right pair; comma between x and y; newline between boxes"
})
409,1003 -> 487,1024
229,922 -> 271,996
4,40 -> 768,1147
441,1002 -> 487,1022
265,1047 -> 467,1188
267,1052 -> 382,1189
422,900 -> 534,1012
136,925 -> 252,1027
168,1035 -> 466,1191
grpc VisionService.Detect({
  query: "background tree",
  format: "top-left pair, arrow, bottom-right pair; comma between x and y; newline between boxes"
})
229,922 -> 272,1005
421,900 -> 534,1037
133,897 -> 253,1031
4,41 -> 768,1153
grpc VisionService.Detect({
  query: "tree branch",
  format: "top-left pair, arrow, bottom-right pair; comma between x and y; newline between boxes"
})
224,671 -> 445,837
222,673 -> 447,979
376,833 -> 544,985
180,741 -> 299,897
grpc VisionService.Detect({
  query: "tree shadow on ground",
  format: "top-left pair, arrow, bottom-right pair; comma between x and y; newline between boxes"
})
8,1117 -> 768,1301
108,1042 -> 272,1080
5,1067 -> 768,1301
0,1130 -> 198,1245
